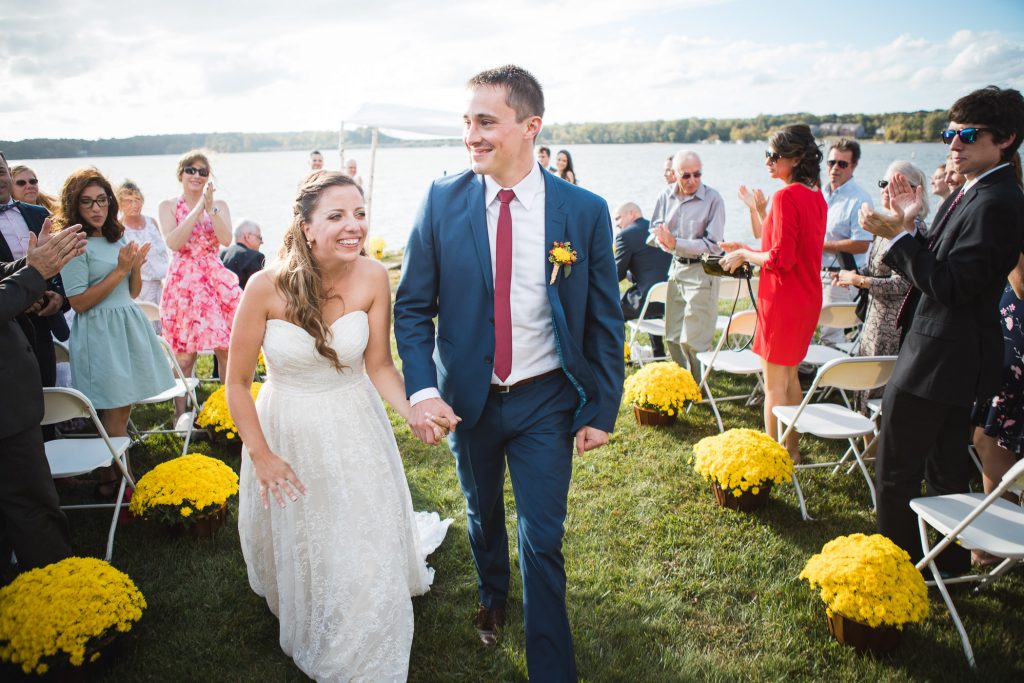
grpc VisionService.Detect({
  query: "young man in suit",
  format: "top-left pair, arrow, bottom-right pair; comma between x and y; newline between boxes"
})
394,65 -> 623,682
614,201 -> 671,358
862,86 -> 1024,572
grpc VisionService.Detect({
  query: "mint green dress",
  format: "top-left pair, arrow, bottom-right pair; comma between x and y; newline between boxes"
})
61,236 -> 174,409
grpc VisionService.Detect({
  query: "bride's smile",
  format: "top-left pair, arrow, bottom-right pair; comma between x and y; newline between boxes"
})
302,184 -> 368,264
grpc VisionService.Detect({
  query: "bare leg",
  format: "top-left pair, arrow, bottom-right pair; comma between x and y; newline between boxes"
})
972,427 -> 1017,498
174,352 -> 197,418
213,348 -> 229,381
762,361 -> 803,463
98,406 -> 133,493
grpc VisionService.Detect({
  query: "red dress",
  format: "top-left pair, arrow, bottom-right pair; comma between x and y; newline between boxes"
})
753,183 -> 827,366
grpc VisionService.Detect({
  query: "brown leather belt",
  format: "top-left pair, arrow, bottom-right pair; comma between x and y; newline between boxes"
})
490,368 -> 563,394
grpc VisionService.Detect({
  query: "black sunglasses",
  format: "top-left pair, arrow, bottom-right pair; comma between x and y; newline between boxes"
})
765,150 -> 782,163
826,159 -> 850,169
183,166 -> 210,177
940,127 -> 996,145
15,178 -> 39,187
877,180 -> 889,189
678,171 -> 702,180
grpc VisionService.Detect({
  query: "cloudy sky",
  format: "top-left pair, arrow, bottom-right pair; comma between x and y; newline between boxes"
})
2,0 -> 1023,141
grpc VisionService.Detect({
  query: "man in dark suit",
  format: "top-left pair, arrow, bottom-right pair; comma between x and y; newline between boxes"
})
395,65 -> 623,682
862,86 -> 1024,572
220,219 -> 265,290
614,201 -> 670,358
0,150 -> 86,571
0,158 -> 69,389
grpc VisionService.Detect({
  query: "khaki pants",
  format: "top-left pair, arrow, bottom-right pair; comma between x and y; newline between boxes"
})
664,261 -> 719,379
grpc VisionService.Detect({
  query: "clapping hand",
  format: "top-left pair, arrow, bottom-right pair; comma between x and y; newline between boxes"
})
832,269 -> 859,288
131,242 -> 152,271
652,222 -> 676,251
203,180 -> 216,212
861,173 -> 923,240
116,242 -> 141,275
26,221 -> 86,279
737,185 -> 767,214
26,290 -> 63,316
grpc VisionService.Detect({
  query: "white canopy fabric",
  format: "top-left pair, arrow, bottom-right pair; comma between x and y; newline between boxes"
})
345,103 -> 462,138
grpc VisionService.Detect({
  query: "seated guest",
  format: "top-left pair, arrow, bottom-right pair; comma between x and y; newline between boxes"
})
58,168 -> 174,498
9,165 -> 59,215
117,180 -> 169,308
220,219 -> 265,290
931,163 -> 951,200
615,202 -> 671,358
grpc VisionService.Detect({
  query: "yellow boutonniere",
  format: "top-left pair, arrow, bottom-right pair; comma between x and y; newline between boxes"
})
548,241 -> 578,285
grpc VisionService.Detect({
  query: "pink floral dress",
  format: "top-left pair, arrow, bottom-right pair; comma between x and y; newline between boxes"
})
160,198 -> 241,353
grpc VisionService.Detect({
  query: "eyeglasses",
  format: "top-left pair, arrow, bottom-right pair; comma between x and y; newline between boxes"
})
826,159 -> 850,169
79,195 -> 109,209
15,178 -> 39,187
678,171 -> 702,180
183,166 -> 210,177
765,150 -> 782,163
940,127 -> 996,145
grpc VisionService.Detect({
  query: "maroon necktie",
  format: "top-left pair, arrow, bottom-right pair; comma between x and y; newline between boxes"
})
494,189 -> 516,382
896,190 -> 965,326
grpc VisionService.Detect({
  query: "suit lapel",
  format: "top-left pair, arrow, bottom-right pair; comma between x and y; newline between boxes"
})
467,175 -> 494,295
543,173 -> 567,289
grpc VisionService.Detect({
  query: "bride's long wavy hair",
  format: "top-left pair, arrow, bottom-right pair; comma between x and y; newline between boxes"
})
276,171 -> 364,372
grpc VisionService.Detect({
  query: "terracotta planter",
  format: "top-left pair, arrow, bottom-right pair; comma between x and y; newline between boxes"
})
827,612 -> 901,655
633,406 -> 675,426
169,504 -> 228,539
711,481 -> 772,511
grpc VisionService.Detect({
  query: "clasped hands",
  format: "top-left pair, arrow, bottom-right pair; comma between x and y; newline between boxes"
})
860,172 -> 924,240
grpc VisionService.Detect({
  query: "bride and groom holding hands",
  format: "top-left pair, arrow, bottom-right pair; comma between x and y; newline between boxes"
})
225,65 -> 624,682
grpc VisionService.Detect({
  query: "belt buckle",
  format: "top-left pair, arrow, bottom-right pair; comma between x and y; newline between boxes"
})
493,384 -> 511,394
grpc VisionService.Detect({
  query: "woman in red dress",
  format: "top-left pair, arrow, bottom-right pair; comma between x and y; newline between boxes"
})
720,125 -> 826,462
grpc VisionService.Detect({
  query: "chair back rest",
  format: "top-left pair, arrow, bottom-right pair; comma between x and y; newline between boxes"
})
637,281 -> 669,320
723,309 -> 758,338
42,387 -> 99,425
157,337 -> 190,382
818,302 -> 859,328
136,301 -> 160,323
52,340 -> 70,364
816,355 -> 897,391
1003,458 -> 1024,496
717,277 -> 760,302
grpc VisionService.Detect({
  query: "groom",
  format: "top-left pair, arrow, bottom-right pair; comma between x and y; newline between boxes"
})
394,65 -> 623,681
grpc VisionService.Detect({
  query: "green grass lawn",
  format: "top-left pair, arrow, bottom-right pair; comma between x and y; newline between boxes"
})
21,285 -> 1024,682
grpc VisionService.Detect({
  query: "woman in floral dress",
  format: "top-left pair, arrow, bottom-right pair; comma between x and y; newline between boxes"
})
158,150 -> 241,417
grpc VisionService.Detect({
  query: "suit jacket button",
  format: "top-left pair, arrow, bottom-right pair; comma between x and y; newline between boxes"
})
488,317 -> 494,325
484,356 -> 492,364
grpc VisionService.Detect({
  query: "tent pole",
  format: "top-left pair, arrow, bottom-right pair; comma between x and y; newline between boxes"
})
338,120 -> 345,169
367,127 -> 379,229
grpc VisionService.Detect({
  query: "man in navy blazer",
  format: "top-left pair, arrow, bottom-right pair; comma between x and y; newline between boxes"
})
862,86 -> 1024,572
614,202 -> 671,358
394,65 -> 623,682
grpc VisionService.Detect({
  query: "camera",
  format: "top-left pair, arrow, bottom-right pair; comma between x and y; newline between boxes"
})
701,253 -> 752,279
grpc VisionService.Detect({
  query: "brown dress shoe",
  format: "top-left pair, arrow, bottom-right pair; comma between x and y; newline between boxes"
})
473,603 -> 506,647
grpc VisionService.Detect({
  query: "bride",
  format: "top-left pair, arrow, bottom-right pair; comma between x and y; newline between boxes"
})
226,171 -> 450,682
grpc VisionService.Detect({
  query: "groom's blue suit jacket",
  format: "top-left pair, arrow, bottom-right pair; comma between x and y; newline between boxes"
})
395,167 -> 624,433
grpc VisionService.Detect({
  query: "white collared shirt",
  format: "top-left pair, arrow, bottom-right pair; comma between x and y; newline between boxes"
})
0,200 -> 31,260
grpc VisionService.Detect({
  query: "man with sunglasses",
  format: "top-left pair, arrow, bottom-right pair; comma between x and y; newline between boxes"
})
862,86 -> 1024,574
647,150 -> 725,377
820,138 -> 873,346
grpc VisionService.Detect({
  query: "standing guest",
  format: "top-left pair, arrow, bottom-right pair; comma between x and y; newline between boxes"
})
158,150 -> 241,418
615,201 -> 671,359
9,165 -> 59,215
664,155 -> 677,186
537,146 -> 555,172
309,150 -> 324,171
395,64 -> 623,682
647,150 -> 725,377
0,151 -> 82,571
719,125 -> 827,463
931,163 -> 952,200
555,149 -> 577,185
0,160 -> 69,389
820,138 -> 874,346
944,153 -> 966,195
220,219 -> 265,290
117,180 -> 169,308
58,168 -> 174,498
833,161 -> 927,409
343,158 -> 364,188
861,85 -> 1024,572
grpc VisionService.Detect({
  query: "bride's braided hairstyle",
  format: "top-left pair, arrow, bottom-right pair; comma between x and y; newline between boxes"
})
276,171 -> 363,372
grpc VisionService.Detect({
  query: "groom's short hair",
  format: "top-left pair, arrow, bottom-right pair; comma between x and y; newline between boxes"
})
467,64 -> 545,123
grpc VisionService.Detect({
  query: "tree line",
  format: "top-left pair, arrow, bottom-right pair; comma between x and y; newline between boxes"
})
2,110 -> 947,160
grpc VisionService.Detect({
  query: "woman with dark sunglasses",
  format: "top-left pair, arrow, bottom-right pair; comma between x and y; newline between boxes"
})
158,149 -> 241,419
9,165 -> 60,215
718,124 -> 827,463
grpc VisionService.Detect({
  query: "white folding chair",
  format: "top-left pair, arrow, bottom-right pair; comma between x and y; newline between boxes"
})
42,388 -> 134,562
714,277 -> 759,339
803,302 -> 860,369
773,356 -> 897,520
130,337 -> 201,455
911,459 -> 1024,668
626,281 -> 669,367
136,300 -> 160,324
695,309 -> 763,432
53,339 -> 70,364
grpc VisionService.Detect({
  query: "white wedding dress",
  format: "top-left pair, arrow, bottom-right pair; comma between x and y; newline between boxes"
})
238,311 -> 451,682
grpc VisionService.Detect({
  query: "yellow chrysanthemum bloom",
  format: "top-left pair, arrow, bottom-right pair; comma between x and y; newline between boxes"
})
130,454 -> 239,526
692,428 -> 794,494
551,246 -> 573,263
799,533 -> 929,629
0,557 -> 145,674
623,362 -> 701,417
196,382 -> 262,440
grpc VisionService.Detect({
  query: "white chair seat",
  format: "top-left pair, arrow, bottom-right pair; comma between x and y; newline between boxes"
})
46,437 -> 131,478
774,403 -> 876,440
136,378 -> 201,405
866,397 -> 882,417
911,493 -> 1024,558
802,344 -> 848,365
696,349 -> 761,375
627,319 -> 666,337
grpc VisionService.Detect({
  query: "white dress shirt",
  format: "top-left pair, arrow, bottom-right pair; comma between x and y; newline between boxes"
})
0,200 -> 31,260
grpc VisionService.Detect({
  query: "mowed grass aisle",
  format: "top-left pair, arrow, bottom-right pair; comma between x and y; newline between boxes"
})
39,284 -> 1023,682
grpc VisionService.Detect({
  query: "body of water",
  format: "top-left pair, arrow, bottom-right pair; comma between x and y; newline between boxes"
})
17,142 -> 950,260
